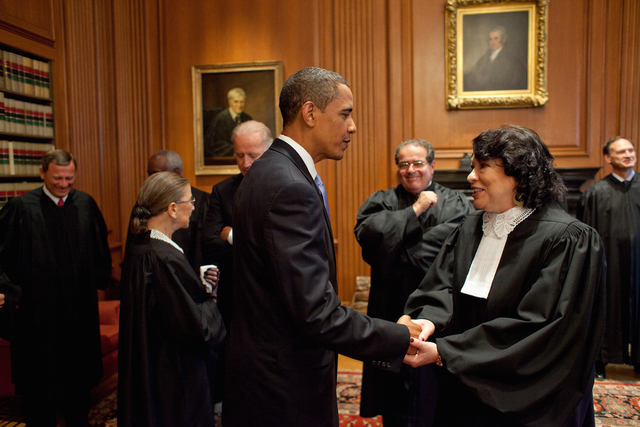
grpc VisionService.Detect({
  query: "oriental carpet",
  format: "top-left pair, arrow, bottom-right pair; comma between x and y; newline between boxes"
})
0,372 -> 639,426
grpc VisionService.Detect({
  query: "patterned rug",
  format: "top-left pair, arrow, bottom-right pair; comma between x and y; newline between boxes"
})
1,373 -> 638,426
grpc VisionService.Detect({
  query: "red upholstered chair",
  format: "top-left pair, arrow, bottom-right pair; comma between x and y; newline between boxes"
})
99,300 -> 120,381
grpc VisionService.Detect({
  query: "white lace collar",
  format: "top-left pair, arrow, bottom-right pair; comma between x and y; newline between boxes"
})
482,206 -> 535,238
150,229 -> 184,253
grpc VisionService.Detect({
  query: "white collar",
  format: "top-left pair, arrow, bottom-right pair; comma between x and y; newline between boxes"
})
612,170 -> 635,182
277,134 -> 318,179
482,206 -> 535,239
150,229 -> 184,253
42,184 -> 67,206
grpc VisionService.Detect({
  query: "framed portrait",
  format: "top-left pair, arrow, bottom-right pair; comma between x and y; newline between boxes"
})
445,0 -> 549,110
193,61 -> 283,175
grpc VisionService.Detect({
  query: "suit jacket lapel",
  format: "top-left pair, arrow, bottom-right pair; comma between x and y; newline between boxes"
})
270,139 -> 337,286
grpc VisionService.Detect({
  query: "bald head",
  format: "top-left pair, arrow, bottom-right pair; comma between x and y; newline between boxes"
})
147,150 -> 184,176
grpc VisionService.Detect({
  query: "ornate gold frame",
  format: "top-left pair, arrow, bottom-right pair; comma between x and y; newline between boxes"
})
192,61 -> 283,175
445,0 -> 549,110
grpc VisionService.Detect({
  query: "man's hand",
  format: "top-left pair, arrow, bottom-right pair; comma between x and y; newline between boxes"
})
0,293 -> 4,308
413,191 -> 438,216
397,315 -> 435,355
220,226 -> 232,242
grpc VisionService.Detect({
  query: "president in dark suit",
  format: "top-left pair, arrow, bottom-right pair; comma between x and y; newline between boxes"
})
222,67 -> 415,426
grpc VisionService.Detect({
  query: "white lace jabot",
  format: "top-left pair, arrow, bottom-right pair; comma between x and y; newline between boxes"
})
482,206 -> 535,238
461,206 -> 534,299
150,229 -> 184,253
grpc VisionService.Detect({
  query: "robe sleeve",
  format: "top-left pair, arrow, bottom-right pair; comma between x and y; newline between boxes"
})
406,221 -> 606,424
0,200 -> 24,305
355,187 -> 472,275
152,255 -> 226,349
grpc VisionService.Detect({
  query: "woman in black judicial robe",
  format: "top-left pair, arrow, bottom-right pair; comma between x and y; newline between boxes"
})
404,125 -> 606,426
118,172 -> 226,427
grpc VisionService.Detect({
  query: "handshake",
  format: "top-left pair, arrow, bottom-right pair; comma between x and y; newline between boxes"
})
397,315 -> 439,367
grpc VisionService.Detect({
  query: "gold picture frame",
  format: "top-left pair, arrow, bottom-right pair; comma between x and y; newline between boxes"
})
193,61 -> 283,175
445,0 -> 549,110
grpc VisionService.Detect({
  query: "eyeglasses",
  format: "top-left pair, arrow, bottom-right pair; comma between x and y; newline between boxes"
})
175,197 -> 196,205
398,160 -> 428,170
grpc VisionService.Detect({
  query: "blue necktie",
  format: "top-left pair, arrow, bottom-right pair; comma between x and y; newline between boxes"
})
314,174 -> 331,222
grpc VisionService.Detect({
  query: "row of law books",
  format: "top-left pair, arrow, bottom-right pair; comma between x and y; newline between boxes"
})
0,49 -> 51,99
0,141 -> 55,177
0,182 -> 41,209
0,92 -> 54,137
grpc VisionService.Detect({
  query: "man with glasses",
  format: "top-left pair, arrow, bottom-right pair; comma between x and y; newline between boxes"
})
355,138 -> 473,426
126,149 -> 210,274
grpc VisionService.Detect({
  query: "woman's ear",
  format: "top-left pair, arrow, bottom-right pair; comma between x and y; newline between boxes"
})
168,202 -> 177,219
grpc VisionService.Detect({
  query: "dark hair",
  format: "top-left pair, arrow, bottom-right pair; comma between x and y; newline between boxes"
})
130,171 -> 190,234
472,125 -> 566,210
279,67 -> 349,127
603,136 -> 634,156
42,149 -> 77,172
395,139 -> 435,164
148,149 -> 183,174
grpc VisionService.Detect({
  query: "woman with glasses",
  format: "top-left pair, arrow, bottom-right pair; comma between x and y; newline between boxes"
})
118,171 -> 226,427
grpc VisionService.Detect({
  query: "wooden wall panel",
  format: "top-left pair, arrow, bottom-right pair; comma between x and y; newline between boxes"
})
0,0 -> 55,43
327,0 -> 392,301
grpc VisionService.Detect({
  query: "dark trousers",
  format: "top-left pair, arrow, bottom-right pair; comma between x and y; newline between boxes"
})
23,385 -> 91,427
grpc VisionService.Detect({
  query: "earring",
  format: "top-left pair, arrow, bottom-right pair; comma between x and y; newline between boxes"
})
513,193 -> 525,207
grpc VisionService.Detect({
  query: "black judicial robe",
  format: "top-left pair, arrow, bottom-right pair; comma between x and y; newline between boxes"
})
118,232 -> 226,427
405,203 -> 606,426
354,182 -> 473,418
0,187 -> 111,392
577,173 -> 640,367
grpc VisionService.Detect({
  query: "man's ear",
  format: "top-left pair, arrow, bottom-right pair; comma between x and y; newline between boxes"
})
301,101 -> 316,127
604,154 -> 612,166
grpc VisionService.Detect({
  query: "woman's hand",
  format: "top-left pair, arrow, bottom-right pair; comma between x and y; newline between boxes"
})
403,340 -> 439,368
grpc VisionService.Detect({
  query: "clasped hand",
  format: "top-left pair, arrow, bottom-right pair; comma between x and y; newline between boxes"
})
397,315 -> 439,368
202,267 -> 220,297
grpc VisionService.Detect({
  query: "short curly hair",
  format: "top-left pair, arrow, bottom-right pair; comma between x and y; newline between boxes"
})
472,125 -> 566,210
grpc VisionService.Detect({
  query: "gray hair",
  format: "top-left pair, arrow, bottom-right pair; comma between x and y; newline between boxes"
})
130,171 -> 189,234
42,149 -> 77,172
279,67 -> 349,127
149,150 -> 183,174
231,120 -> 274,149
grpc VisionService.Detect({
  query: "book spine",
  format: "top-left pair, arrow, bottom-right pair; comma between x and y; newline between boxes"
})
0,92 -> 4,133
23,56 -> 34,96
0,49 -> 4,90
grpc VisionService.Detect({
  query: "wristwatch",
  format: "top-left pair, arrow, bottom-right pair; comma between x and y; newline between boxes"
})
435,352 -> 443,367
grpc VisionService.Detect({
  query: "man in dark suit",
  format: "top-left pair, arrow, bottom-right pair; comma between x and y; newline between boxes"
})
464,25 -> 527,92
223,67 -> 416,426
204,88 -> 253,157
202,120 -> 272,407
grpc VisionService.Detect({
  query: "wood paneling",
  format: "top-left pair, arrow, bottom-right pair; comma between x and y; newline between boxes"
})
0,0 -> 55,43
1,0 -> 637,305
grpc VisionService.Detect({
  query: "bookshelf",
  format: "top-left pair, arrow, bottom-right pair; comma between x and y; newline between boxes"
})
0,43 -> 55,208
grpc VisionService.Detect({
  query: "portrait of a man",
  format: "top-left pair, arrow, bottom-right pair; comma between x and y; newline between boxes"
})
462,12 -> 529,92
204,88 -> 253,158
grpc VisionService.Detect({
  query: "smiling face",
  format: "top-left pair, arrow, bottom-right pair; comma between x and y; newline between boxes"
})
310,84 -> 357,162
606,138 -> 636,175
467,156 -> 518,213
397,144 -> 435,195
40,162 -> 76,198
